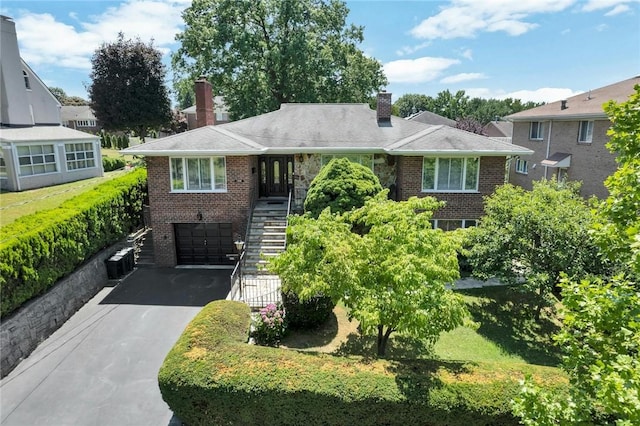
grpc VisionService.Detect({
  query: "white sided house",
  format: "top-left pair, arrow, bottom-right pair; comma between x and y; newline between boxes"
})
0,15 -> 102,191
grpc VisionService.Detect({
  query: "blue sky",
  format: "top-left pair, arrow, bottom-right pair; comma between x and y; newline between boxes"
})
2,0 -> 638,105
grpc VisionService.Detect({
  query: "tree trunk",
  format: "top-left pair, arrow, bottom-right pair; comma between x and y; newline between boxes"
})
376,325 -> 394,357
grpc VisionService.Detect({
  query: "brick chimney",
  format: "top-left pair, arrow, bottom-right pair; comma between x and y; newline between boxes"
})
195,76 -> 215,127
377,91 -> 392,123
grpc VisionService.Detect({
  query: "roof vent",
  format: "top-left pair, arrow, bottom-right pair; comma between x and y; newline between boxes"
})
561,100 -> 568,110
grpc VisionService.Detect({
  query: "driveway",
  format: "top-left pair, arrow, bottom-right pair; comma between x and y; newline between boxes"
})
0,267 -> 231,426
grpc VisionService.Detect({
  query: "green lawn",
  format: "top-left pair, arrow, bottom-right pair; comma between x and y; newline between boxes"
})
282,285 -> 562,367
0,169 -> 132,227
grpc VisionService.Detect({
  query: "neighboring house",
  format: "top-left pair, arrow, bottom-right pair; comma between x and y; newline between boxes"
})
182,84 -> 230,130
124,79 -> 532,267
483,120 -> 513,139
406,110 -> 456,127
506,76 -> 639,199
0,15 -> 102,192
61,105 -> 101,133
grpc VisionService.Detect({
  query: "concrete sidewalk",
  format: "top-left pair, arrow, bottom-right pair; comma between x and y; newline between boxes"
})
0,268 -> 230,426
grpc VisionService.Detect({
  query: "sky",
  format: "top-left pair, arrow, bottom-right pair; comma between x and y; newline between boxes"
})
2,0 -> 639,106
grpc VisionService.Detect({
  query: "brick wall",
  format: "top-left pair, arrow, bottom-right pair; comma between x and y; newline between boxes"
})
397,156 -> 506,220
147,156 -> 258,267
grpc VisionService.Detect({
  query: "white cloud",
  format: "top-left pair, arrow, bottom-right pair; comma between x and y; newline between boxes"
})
465,87 -> 584,103
440,72 -> 486,84
605,4 -> 631,15
596,23 -> 609,31
461,49 -> 473,60
12,1 -> 186,71
395,41 -> 431,57
383,57 -> 460,84
582,0 -> 638,14
561,28 -> 571,35
410,0 -> 577,40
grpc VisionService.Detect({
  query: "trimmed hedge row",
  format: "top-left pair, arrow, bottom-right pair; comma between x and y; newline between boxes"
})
0,168 -> 147,318
159,300 -> 569,426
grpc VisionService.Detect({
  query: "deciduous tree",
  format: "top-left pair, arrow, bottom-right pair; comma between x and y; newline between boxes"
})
172,0 -> 387,119
88,33 -> 172,141
270,192 -> 468,356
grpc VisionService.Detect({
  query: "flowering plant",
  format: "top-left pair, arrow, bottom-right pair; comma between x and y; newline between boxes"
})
252,303 -> 286,347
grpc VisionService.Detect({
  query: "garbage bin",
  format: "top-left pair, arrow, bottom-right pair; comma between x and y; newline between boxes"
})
106,255 -> 123,279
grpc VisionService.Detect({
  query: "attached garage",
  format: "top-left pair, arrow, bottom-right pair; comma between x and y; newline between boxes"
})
174,223 -> 235,265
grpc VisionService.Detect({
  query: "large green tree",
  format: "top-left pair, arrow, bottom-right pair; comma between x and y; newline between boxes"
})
304,158 -> 383,218
467,179 -> 603,319
270,192 -> 468,356
394,93 -> 434,118
88,33 -> 172,141
172,0 -> 387,119
49,86 -> 88,106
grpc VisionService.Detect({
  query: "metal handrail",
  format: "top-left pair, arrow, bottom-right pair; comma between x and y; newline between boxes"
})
285,189 -> 292,249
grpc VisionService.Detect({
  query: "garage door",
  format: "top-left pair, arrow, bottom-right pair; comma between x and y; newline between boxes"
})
174,223 -> 235,265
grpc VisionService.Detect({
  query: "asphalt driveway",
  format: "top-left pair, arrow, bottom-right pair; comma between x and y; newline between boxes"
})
0,267 -> 231,426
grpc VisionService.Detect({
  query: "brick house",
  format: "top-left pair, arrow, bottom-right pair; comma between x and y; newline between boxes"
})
124,79 -> 532,267
506,76 -> 639,199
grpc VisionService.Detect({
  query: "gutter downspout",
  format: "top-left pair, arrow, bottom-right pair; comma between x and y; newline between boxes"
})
544,120 -> 553,180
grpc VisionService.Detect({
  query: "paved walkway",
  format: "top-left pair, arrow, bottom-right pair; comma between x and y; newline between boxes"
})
0,268 -> 230,426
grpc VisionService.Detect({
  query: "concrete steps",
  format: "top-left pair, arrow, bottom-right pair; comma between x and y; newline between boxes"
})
244,200 -> 288,275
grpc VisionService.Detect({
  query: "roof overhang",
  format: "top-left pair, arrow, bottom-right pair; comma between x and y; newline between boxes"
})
541,152 -> 571,168
386,148 -> 534,156
507,112 -> 607,122
121,148 -> 267,156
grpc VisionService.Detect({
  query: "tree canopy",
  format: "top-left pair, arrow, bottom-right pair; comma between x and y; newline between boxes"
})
88,33 -> 172,140
172,0 -> 387,119
304,158 -> 383,218
467,179 -> 603,317
48,87 -> 88,106
270,192 -> 468,356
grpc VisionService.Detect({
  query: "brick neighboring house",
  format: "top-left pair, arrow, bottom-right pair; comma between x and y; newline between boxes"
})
0,15 -> 103,192
507,76 -> 639,199
61,105 -> 100,133
123,80 -> 532,267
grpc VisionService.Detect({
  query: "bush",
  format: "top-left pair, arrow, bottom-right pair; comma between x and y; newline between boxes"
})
281,289 -> 335,330
102,156 -> 126,172
0,168 -> 147,318
159,300 -> 569,426
251,303 -> 286,346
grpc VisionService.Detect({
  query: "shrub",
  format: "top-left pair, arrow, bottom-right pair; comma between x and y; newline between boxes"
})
0,168 -> 147,318
251,303 -> 286,346
159,300 -> 569,426
102,156 -> 126,172
281,289 -> 335,330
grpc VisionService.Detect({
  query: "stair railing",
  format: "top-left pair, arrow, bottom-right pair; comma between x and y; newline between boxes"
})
285,189 -> 292,249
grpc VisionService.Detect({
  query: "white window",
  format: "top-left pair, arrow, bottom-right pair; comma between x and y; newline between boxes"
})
170,157 -> 227,192
65,143 -> 96,171
17,145 -> 57,176
76,120 -> 97,127
515,158 -> 528,174
578,121 -> 594,143
422,157 -> 479,192
0,154 -> 6,178
23,70 -> 31,90
321,154 -> 374,170
529,122 -> 543,140
432,219 -> 477,231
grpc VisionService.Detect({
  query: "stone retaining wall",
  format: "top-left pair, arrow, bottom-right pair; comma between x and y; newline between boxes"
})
0,240 -> 128,378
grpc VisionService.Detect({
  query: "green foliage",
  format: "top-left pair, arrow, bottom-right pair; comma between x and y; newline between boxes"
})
0,169 -> 147,318
513,276 -> 640,425
467,179 -> 603,316
88,33 -> 172,141
281,289 -> 335,330
271,192 -> 468,356
252,303 -> 287,347
102,156 -> 126,172
159,300 -> 568,426
303,157 -> 383,218
48,86 -> 89,106
173,0 -> 387,119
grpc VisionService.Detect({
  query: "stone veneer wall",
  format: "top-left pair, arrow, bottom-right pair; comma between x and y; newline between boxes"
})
147,156 -> 258,267
292,153 -> 397,207
0,239 -> 128,378
397,156 -> 507,219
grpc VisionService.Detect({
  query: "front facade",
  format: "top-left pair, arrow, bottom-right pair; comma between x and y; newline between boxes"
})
507,76 -> 638,199
125,89 -> 532,267
61,106 -> 101,133
0,15 -> 102,191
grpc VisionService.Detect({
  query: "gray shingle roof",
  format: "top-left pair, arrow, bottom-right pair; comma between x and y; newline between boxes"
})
406,110 -> 456,127
0,125 -> 98,142
507,76 -> 639,121
60,106 -> 96,122
123,103 -> 532,157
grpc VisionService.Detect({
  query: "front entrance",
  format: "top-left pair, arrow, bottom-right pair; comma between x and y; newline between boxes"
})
259,155 -> 293,197
174,223 -> 235,265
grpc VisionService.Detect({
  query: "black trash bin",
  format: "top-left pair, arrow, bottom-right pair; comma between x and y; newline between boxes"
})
106,255 -> 123,279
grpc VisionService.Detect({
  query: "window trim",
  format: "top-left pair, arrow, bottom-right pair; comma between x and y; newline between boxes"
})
23,70 -> 31,90
432,219 -> 477,231
16,144 -> 58,176
65,142 -> 97,172
170,156 -> 227,193
421,157 -> 480,193
529,121 -> 543,140
578,120 -> 594,143
0,154 -> 6,178
515,158 -> 528,175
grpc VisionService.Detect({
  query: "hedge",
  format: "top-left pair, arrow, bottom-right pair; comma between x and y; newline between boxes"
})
159,300 -> 569,426
0,168 -> 147,318
102,156 -> 126,172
